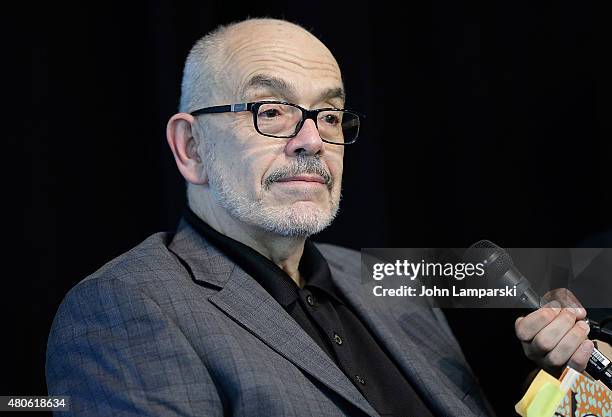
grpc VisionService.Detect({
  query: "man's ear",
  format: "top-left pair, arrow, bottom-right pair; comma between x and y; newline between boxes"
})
166,113 -> 208,185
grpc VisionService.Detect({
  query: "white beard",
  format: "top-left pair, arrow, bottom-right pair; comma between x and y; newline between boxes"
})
206,154 -> 340,238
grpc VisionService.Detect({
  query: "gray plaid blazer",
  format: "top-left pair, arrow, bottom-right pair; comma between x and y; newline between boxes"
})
46,218 -> 493,416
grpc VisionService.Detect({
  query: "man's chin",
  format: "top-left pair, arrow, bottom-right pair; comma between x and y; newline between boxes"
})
253,203 -> 337,238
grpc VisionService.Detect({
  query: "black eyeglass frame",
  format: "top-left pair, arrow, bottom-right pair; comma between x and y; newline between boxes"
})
190,101 -> 363,145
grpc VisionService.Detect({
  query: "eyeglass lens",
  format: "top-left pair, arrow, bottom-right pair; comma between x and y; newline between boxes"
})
255,103 -> 359,144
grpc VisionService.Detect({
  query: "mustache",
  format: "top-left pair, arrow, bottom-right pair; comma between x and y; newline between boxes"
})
263,156 -> 333,190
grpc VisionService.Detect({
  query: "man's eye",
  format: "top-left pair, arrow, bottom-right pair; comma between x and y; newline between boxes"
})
323,114 -> 340,125
259,109 -> 281,118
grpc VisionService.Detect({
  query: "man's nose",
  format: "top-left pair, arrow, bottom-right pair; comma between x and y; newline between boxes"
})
285,119 -> 324,157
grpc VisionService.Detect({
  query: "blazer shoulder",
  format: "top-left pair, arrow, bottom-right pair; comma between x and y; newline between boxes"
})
70,231 -> 188,295
48,231 -> 189,347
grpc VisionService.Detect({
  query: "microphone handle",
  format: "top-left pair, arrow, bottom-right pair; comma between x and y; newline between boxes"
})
585,346 -> 612,390
588,321 -> 612,345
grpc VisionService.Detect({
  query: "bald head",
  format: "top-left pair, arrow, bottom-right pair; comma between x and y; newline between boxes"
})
179,18 -> 343,113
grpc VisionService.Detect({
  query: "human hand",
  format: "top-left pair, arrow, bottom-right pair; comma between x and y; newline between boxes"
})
514,292 -> 594,374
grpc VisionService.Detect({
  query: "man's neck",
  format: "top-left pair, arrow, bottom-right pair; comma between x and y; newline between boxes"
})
189,201 -> 307,288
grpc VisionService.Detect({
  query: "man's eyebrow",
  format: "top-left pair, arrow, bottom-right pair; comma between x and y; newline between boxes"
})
241,75 -> 297,100
319,87 -> 346,106
241,74 -> 346,106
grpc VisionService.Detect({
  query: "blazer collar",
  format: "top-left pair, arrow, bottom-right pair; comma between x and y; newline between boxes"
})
168,218 -> 234,288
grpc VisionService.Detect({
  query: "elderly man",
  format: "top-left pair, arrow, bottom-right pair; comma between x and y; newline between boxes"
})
46,18 -> 593,416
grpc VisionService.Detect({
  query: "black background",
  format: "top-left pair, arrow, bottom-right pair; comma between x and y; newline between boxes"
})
7,1 -> 611,415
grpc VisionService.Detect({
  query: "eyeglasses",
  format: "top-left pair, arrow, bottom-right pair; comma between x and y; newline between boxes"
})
190,101 -> 362,145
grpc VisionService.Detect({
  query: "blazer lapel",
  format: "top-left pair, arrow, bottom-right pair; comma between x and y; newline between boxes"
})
169,220 -> 380,417
328,262 -> 481,417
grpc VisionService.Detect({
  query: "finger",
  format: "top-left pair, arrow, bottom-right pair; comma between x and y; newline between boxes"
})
526,308 -> 578,356
567,340 -> 595,373
515,302 -> 561,342
515,316 -> 524,329
573,307 -> 587,320
541,320 -> 590,369
541,289 -> 586,319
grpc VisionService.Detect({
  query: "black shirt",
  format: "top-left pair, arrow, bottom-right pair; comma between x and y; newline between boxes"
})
185,208 -> 435,417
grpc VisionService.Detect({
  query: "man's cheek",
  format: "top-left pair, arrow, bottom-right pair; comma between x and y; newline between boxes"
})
332,166 -> 343,187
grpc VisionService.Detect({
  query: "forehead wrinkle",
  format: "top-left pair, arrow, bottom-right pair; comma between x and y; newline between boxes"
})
220,34 -> 340,73
237,64 -> 342,87
241,47 -> 339,70
240,68 -> 341,92
217,38 -> 262,73
233,59 -> 342,81
233,51 -> 339,73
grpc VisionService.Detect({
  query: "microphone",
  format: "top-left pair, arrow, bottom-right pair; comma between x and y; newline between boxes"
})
465,240 -> 612,390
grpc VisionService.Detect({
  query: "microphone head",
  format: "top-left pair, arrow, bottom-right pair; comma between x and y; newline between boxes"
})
470,239 -> 498,249
465,240 -> 542,309
465,240 -> 514,281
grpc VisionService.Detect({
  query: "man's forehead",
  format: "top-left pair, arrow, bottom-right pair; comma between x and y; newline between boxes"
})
215,20 -> 344,102
221,21 -> 340,66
